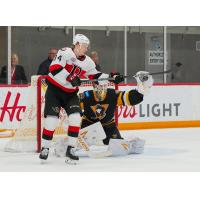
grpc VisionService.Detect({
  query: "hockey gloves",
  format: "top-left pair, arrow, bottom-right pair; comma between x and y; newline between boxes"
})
69,76 -> 81,87
136,71 -> 149,82
136,71 -> 153,83
135,71 -> 154,95
71,76 -> 81,87
110,72 -> 124,84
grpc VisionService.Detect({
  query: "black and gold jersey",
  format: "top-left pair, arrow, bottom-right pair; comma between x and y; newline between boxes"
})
80,89 -> 117,124
80,88 -> 143,125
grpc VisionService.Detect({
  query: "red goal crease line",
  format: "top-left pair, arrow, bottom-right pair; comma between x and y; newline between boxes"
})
118,120 -> 200,130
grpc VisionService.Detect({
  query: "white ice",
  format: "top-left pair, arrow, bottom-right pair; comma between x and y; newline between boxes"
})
0,127 -> 200,172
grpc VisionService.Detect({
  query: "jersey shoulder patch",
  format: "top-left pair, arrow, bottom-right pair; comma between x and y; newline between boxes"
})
83,90 -> 93,98
59,47 -> 76,62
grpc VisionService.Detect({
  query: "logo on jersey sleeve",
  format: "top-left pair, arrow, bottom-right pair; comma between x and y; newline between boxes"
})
71,57 -> 77,62
90,104 -> 109,120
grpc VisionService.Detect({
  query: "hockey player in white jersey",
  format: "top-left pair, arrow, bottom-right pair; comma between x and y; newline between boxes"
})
39,34 -> 124,164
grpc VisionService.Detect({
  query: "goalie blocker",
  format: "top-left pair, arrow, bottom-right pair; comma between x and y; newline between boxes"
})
54,122 -> 145,158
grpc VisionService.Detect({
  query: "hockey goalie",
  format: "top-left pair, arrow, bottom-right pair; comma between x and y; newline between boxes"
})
54,71 -> 154,158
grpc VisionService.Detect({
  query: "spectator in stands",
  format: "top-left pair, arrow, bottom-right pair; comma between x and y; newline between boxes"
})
37,48 -> 58,75
90,51 -> 102,71
0,53 -> 27,84
171,62 -> 183,82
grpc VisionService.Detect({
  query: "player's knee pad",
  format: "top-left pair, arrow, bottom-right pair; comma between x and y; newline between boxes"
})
44,115 -> 59,131
68,113 -> 81,127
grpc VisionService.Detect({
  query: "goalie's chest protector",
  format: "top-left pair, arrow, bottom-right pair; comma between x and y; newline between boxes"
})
82,89 -> 117,123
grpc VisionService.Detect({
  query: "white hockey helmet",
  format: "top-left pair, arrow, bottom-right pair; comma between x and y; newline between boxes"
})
73,34 -> 90,45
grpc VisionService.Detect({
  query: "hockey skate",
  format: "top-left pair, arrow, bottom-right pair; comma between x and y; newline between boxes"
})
39,147 -> 49,161
65,146 -> 79,165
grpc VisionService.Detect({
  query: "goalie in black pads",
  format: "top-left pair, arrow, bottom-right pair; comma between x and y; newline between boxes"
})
55,71 -> 154,157
80,71 -> 153,156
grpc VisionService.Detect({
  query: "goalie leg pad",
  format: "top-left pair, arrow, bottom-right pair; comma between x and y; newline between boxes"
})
128,137 -> 145,154
54,122 -> 106,157
108,139 -> 130,156
80,122 -> 106,145
108,137 -> 145,156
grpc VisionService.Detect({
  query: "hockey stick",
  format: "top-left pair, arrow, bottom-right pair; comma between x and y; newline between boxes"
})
81,65 -> 181,83
131,69 -> 175,81
81,77 -> 115,83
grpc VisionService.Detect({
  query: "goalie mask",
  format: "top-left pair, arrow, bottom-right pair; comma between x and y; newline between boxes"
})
93,81 -> 108,101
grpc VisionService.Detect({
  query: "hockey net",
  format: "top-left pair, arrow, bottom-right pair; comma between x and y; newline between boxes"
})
4,75 -> 116,153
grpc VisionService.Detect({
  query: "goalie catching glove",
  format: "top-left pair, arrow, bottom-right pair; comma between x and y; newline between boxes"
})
135,71 -> 154,95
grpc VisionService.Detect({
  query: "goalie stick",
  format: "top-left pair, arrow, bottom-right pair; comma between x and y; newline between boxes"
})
81,65 -> 181,83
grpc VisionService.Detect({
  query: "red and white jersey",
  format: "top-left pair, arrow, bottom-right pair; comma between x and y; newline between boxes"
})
47,47 -> 108,92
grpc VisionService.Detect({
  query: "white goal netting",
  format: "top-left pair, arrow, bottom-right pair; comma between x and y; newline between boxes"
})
4,76 -> 115,153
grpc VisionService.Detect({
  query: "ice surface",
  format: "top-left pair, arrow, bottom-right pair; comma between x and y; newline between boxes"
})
0,127 -> 200,171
